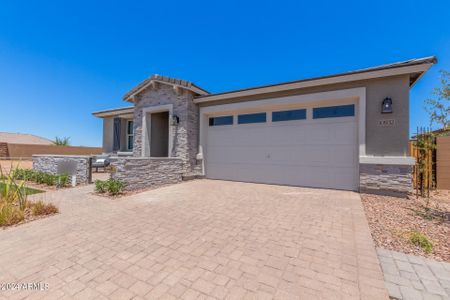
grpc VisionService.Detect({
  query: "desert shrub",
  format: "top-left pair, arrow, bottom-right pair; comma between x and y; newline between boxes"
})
31,201 -> 59,216
409,231 -> 433,253
12,168 -> 69,188
106,179 -> 124,195
95,180 -> 108,194
57,174 -> 69,187
0,204 -> 25,226
95,179 -> 124,195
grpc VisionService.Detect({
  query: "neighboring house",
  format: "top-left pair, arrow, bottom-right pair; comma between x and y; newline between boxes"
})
93,57 -> 436,194
0,132 -> 53,145
0,132 -> 102,159
0,132 -> 53,158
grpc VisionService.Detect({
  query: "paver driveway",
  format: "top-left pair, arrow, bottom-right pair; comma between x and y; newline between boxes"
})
0,180 -> 388,299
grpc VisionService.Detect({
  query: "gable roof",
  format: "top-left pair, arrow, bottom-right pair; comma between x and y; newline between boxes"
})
123,74 -> 209,102
0,132 -> 53,145
194,56 -> 437,104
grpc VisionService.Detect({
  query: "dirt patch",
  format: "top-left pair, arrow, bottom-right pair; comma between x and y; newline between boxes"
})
361,190 -> 450,262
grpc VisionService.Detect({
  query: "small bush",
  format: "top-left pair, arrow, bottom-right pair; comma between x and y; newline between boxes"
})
0,204 -> 25,226
57,174 -> 69,187
95,179 -> 124,195
106,179 -> 124,195
12,168 -> 69,188
95,180 -> 108,194
31,201 -> 59,216
409,231 -> 433,253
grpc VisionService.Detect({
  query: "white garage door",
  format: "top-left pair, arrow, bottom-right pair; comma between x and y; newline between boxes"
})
205,105 -> 358,190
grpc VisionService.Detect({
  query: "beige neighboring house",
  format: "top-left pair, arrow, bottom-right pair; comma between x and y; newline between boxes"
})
93,56 -> 437,194
0,132 -> 52,159
0,132 -> 102,159
0,132 -> 53,145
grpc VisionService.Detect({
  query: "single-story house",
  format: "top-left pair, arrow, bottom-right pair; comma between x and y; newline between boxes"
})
93,56 -> 436,194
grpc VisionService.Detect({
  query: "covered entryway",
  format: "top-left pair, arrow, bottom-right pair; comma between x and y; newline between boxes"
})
204,102 -> 359,190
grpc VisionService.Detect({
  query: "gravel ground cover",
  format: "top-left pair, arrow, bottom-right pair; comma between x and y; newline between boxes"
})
361,190 -> 450,262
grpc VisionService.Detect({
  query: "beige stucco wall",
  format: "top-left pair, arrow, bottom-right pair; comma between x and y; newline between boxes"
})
199,74 -> 411,157
103,117 -> 114,153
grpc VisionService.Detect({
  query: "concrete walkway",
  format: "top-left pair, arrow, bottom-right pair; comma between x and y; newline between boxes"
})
0,180 -> 388,299
377,248 -> 450,300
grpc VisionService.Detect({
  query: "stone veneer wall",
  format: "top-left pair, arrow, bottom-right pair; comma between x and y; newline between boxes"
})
110,157 -> 183,191
32,155 -> 91,184
359,163 -> 412,195
132,84 -> 200,174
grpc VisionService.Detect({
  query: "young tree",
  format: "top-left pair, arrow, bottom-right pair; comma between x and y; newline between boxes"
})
54,136 -> 70,146
425,70 -> 450,131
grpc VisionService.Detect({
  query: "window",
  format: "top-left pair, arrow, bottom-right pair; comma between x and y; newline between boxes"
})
209,116 -> 233,126
127,120 -> 134,150
313,104 -> 355,119
238,112 -> 266,124
272,109 -> 306,122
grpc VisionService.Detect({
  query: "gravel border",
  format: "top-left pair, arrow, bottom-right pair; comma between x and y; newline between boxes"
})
361,191 -> 450,262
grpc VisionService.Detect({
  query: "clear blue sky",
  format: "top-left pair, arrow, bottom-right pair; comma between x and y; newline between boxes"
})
0,0 -> 449,146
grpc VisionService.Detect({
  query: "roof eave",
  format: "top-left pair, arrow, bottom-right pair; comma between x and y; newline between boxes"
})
194,60 -> 436,104
92,107 -> 134,118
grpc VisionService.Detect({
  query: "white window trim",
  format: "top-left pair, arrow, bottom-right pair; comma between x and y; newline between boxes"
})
141,104 -> 174,157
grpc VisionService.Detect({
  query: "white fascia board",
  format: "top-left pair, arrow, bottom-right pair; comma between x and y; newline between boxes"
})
92,108 -> 134,118
359,156 -> 415,165
194,63 -> 433,104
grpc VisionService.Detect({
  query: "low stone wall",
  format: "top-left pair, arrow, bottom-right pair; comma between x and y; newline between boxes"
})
360,163 -> 413,196
110,157 -> 183,191
32,155 -> 91,184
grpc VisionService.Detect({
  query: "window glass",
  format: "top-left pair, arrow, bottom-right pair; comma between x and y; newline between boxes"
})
127,136 -> 134,150
209,116 -> 233,126
272,109 -> 306,122
127,120 -> 134,150
127,121 -> 134,134
238,113 -> 266,124
313,104 -> 355,119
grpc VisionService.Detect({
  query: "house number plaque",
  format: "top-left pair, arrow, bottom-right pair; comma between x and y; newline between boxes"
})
378,119 -> 395,127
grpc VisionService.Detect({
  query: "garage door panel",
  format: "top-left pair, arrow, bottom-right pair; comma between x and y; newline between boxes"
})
206,109 -> 357,191
207,162 -> 356,189
208,145 -> 342,167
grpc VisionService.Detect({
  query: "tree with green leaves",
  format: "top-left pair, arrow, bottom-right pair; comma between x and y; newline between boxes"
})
425,70 -> 450,132
53,136 -> 70,146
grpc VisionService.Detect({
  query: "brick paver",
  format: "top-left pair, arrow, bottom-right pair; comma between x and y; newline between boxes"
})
0,180 -> 388,299
378,248 -> 450,300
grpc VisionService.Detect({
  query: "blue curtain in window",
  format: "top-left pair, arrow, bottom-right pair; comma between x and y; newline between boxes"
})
113,118 -> 121,152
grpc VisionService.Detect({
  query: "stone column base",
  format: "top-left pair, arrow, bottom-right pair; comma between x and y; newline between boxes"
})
359,163 -> 413,197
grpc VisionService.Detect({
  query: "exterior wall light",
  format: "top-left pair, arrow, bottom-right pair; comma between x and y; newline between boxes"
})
382,97 -> 393,114
171,114 -> 180,125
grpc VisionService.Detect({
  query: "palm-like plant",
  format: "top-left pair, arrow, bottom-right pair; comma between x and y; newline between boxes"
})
53,136 -> 70,146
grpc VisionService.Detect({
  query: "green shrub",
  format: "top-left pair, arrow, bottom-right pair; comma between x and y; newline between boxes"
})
409,231 -> 433,253
106,179 -> 124,195
31,201 -> 59,216
12,168 -> 69,188
95,179 -> 124,195
95,180 -> 108,194
57,174 -> 69,187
